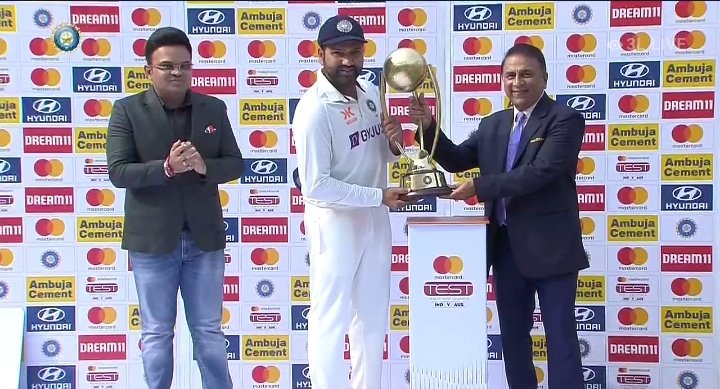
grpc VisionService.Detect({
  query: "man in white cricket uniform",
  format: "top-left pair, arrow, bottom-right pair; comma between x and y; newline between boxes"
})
292,15 -> 412,389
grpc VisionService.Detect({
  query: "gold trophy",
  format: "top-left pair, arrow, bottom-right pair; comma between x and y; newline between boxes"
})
379,47 -> 453,201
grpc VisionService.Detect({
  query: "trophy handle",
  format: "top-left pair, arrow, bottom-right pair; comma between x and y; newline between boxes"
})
426,64 -> 441,166
380,71 -> 413,164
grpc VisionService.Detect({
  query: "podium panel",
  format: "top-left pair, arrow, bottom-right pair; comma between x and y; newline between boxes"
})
407,216 -> 489,389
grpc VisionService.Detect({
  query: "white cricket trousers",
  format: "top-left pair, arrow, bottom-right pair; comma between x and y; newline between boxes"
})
304,203 -> 392,389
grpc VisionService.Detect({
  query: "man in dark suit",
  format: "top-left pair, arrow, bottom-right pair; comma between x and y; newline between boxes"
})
410,43 -> 587,388
106,27 -> 243,389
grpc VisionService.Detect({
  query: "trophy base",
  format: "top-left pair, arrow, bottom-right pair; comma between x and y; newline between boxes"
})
399,169 -> 454,201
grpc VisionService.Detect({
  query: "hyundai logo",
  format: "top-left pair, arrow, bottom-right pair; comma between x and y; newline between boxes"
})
32,98 -> 61,114
225,338 -> 230,348
582,367 -> 595,382
575,307 -> 595,322
673,185 -> 702,201
251,160 -> 278,175
302,307 -> 310,319
620,63 -> 649,78
223,221 -> 229,231
567,96 -> 595,111
38,307 -> 66,323
83,68 -> 112,83
303,366 -> 311,378
38,367 -> 66,382
359,69 -> 376,83
464,6 -> 492,21
0,159 -> 10,174
487,338 -> 492,348
198,9 -> 225,25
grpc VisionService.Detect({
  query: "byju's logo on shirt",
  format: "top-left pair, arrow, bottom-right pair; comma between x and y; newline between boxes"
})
349,124 -> 382,150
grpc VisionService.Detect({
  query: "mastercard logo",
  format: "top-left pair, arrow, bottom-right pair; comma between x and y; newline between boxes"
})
0,129 -> 9,148
248,40 -> 276,59
252,366 -> 280,384
34,158 -> 63,177
617,307 -> 648,326
297,40 -> 320,58
515,35 -> 543,50
30,68 -> 61,87
535,367 -> 545,383
249,130 -> 278,149
221,306 -> 231,325
35,218 -> 65,237
671,277 -> 702,296
0,38 -> 7,56
398,38 -> 427,55
675,1 -> 707,18
463,97 -> 492,117
616,186 -> 648,205
0,248 -> 14,266
297,70 -> 317,88
87,306 -> 117,325
566,34 -> 597,54
579,217 -> 595,235
364,40 -> 377,58
86,248 -> 116,266
29,37 -> 60,56
619,32 -> 651,52
133,39 -> 147,58
399,276 -> 409,295
399,335 -> 409,353
132,8 -> 162,27
464,196 -> 480,206
486,307 -> 493,323
86,188 -> 115,207
198,40 -> 226,59
218,189 -> 230,207
672,338 -> 703,357
618,95 -> 649,114
672,124 -> 703,144
250,248 -> 279,266
300,220 -> 305,235
566,65 -> 596,84
84,99 -> 113,118
616,247 -> 648,266
81,38 -> 111,57
576,157 -> 595,175
433,255 -> 463,274
398,8 -> 427,27
674,30 -> 705,50
462,37 -> 492,56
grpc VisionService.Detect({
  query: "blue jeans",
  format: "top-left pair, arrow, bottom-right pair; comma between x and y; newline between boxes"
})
129,231 -> 232,389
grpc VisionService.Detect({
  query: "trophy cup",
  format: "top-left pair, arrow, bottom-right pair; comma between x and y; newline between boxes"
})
379,47 -> 453,201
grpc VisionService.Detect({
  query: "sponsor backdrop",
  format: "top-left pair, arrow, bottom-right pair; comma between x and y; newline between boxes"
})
0,0 -> 718,388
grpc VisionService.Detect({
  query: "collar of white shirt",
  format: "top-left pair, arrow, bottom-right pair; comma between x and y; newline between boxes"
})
315,68 -> 366,103
512,93 -> 543,124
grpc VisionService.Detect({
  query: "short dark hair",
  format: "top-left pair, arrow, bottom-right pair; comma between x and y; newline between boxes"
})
501,43 -> 547,74
144,27 -> 192,64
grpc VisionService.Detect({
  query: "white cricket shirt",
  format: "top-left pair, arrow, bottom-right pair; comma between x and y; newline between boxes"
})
293,69 -> 399,208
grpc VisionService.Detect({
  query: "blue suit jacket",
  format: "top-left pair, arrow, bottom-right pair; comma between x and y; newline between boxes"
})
418,93 -> 589,279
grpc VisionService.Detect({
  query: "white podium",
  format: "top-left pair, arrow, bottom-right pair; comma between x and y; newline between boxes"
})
406,216 -> 489,389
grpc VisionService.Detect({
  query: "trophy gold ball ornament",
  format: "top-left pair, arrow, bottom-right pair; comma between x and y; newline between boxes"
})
379,47 -> 453,201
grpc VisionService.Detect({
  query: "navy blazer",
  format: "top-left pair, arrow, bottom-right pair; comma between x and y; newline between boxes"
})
419,93 -> 589,279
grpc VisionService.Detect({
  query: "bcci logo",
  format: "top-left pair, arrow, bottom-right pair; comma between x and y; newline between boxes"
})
33,8 -> 53,28
578,338 -> 591,358
0,280 -> 8,300
573,4 -> 592,25
676,218 -> 697,239
42,339 -> 61,357
52,23 -> 81,52
256,279 -> 275,298
41,250 -> 61,269
303,11 -> 321,30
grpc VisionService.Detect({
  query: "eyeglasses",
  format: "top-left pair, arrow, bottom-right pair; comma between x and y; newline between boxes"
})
151,63 -> 193,72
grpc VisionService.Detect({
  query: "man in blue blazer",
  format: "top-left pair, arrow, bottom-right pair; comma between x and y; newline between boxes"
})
410,43 -> 588,388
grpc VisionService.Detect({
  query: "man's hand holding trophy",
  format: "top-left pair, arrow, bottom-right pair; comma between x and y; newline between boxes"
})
379,47 -> 454,202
